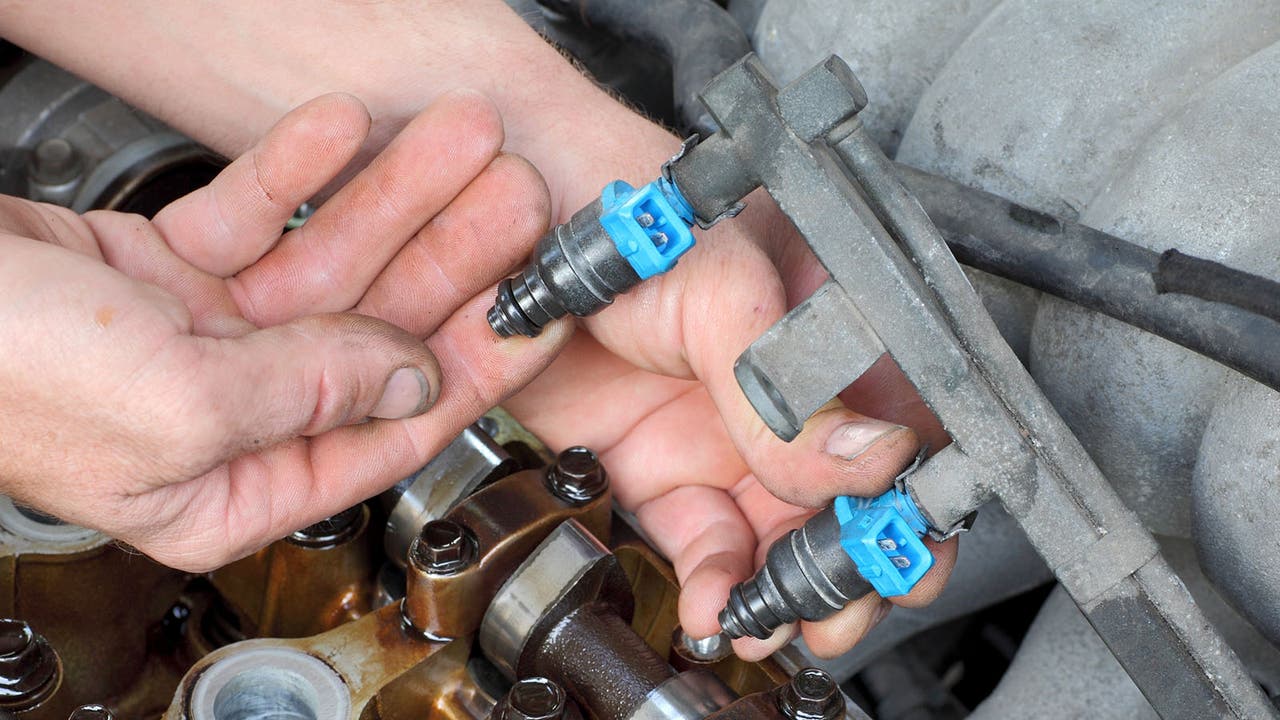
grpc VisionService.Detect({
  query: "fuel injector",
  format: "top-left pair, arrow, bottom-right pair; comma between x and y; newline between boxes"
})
487,173 -> 699,338
719,485 -> 937,640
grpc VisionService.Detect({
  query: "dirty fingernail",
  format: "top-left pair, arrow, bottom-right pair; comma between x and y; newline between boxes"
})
371,367 -> 432,419
824,420 -> 902,459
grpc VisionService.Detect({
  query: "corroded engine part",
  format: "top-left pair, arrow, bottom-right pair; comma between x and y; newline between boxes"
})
755,1 -> 1280,706
0,59 -> 221,216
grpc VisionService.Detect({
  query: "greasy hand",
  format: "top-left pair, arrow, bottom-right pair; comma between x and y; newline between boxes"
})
0,92 -> 568,571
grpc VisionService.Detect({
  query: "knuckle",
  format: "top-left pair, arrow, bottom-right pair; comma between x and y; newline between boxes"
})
441,88 -> 504,152
483,154 -> 552,234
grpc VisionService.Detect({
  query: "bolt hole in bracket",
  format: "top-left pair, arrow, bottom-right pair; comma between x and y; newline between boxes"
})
490,50 -> 1276,719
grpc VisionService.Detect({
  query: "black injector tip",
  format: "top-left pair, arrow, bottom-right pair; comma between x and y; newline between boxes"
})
719,578 -> 783,640
718,507 -> 875,641
488,279 -> 541,339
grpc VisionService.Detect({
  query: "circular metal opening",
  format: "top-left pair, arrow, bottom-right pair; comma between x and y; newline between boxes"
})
188,647 -> 349,720
673,627 -> 732,663
0,496 -> 101,548
212,669 -> 319,720
13,504 -> 63,526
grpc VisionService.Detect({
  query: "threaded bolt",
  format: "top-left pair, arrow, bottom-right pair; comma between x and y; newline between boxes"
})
288,504 -> 364,548
778,668 -> 843,720
68,704 -> 115,720
545,447 -> 608,504
29,138 -> 82,186
500,677 -> 565,720
0,619 -> 60,711
410,520 -> 478,575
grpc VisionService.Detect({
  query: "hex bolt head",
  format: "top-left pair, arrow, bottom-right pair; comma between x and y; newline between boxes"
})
501,677 -> 565,720
546,446 -> 608,505
410,520 -> 478,575
28,138 -> 83,186
288,504 -> 364,548
778,668 -> 844,720
0,619 -> 60,711
68,704 -> 115,720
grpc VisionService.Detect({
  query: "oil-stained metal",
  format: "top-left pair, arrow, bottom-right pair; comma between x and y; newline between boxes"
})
482,522 -> 746,720
776,669 -> 843,720
545,447 -> 609,505
496,677 -> 566,720
0,619 -> 60,712
401,471 -> 612,641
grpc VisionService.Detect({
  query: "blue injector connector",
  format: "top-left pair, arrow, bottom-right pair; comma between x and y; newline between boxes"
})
599,176 -> 697,280
487,173 -> 699,339
719,485 -> 937,641
833,489 -> 934,598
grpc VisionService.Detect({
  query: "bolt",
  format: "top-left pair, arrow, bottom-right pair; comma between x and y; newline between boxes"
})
68,705 -> 115,720
501,677 -> 565,720
0,619 -> 60,711
545,446 -> 608,505
777,668 -> 843,720
410,520 -> 477,575
288,504 -> 364,548
28,138 -> 82,186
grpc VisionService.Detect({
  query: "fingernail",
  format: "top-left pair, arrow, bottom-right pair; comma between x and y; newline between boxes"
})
824,420 -> 902,459
872,601 -> 893,628
370,367 -> 432,420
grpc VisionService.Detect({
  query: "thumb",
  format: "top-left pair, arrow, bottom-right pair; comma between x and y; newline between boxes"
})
166,313 -> 440,466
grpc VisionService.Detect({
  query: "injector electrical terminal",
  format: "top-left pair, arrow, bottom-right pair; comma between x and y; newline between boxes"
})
719,486 -> 936,640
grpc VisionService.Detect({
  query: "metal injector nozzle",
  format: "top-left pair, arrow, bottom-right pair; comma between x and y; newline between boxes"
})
719,487 -> 938,640
487,174 -> 698,338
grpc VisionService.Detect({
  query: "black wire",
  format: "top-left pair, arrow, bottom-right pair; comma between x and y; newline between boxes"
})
1154,249 -> 1280,325
895,163 -> 1280,394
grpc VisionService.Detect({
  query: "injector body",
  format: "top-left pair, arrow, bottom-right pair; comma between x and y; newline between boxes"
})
488,176 -> 697,338
720,489 -> 936,640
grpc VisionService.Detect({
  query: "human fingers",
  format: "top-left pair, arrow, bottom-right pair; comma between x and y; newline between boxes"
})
153,93 -> 371,276
124,312 -> 441,490
123,295 -> 573,570
582,224 -> 919,511
357,153 -> 551,335
635,485 -> 757,640
230,89 -> 505,325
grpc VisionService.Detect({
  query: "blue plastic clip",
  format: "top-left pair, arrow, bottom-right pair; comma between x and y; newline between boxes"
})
833,489 -> 934,598
599,177 -> 697,279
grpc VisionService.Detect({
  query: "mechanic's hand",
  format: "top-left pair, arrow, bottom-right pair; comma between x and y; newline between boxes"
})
0,0 -> 958,659
498,209 -> 959,661
0,92 -> 568,571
